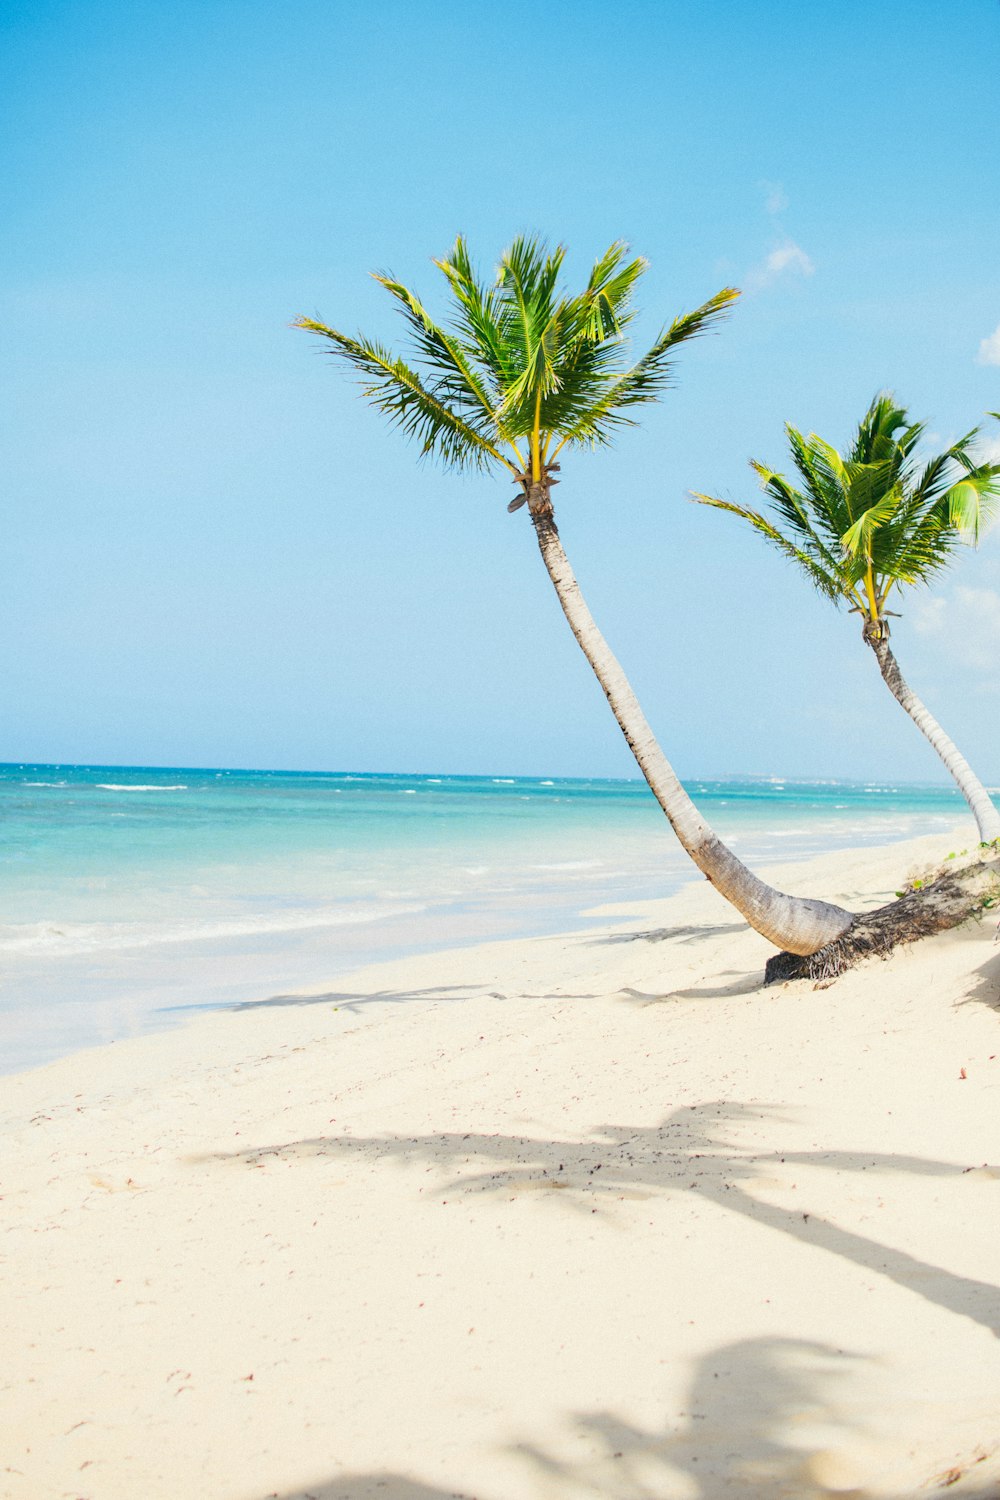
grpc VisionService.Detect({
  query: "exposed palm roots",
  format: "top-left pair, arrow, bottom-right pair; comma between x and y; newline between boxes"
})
764,849 -> 1000,985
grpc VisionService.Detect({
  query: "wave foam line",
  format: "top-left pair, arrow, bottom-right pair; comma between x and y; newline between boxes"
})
0,902 -> 426,956
95,784 -> 188,791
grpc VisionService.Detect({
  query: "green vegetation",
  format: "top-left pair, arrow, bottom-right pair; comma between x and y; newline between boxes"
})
693,395 -> 999,634
693,396 -> 1000,842
296,236 -> 737,491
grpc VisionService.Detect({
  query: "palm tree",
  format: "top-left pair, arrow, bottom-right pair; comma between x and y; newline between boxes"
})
296,235 -> 854,955
693,395 -> 1000,842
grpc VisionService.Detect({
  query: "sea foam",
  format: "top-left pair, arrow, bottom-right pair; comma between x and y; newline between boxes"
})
96,784 -> 188,791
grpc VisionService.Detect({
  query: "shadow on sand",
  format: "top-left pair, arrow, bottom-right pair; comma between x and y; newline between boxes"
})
594,921 -> 749,946
252,1335 -> 999,1498
228,984 -> 482,1015
203,1099 -> 1000,1342
171,983 -> 604,1018
962,946 -> 1000,1015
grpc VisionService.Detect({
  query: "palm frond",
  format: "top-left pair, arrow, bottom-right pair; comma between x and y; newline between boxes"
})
849,394 -> 914,464
875,507 -> 957,587
551,287 -> 739,449
299,236 -> 740,480
701,393 -> 1000,620
495,236 -> 566,367
433,237 -> 519,391
911,448 -> 959,508
293,318 -> 510,471
840,487 -> 903,557
785,428 -> 850,539
773,433 -> 853,560
945,471 -> 1000,542
625,287 -> 741,401
806,436 -> 848,491
691,492 -> 844,600
841,459 -> 901,524
372,275 -> 501,426
581,242 -> 647,337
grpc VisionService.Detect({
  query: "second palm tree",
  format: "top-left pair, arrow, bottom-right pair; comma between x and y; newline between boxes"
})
693,396 -> 1000,842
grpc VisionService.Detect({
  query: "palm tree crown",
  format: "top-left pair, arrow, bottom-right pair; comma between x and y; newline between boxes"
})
693,394 -> 999,641
693,395 -> 1000,842
296,235 -> 738,501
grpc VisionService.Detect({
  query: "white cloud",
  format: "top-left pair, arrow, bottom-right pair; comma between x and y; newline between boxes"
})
913,596 -> 947,636
760,180 -> 788,215
746,239 -> 816,291
965,586 -> 999,617
957,586 -> 1000,678
975,434 -> 1000,464
978,324 -> 1000,365
912,586 -> 1000,677
765,241 -> 815,277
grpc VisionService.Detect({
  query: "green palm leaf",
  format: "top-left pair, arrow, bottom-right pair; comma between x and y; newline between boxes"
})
370,273 -> 509,442
297,235 -> 738,484
551,287 -> 739,449
840,487 -> 904,557
690,493 -> 842,599
694,393 -> 1000,628
946,475 -> 1000,541
293,319 -> 510,471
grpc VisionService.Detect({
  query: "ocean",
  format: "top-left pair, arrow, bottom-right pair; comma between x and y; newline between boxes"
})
0,763 -> 984,1074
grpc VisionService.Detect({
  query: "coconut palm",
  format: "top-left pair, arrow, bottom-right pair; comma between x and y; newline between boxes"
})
296,235 -> 854,955
693,395 -> 1000,841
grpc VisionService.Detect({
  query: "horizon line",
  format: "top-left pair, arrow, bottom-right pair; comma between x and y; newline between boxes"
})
0,760 -> 972,791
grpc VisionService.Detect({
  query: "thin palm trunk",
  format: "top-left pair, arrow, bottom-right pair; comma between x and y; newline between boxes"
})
868,635 -> 1000,843
527,485 -> 854,955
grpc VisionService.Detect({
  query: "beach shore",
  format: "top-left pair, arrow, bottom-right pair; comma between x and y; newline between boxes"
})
3,827 -> 1000,1499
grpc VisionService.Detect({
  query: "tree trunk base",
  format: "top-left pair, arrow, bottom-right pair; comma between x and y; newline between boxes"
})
763,851 -> 1000,985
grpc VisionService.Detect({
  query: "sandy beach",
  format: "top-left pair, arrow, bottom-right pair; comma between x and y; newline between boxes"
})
3,827 -> 1000,1499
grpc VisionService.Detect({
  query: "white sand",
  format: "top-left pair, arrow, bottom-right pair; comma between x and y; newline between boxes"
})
2,829 -> 1000,1500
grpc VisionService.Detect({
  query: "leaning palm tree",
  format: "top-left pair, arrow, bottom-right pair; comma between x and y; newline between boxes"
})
296,235 -> 853,955
693,395 -> 1000,842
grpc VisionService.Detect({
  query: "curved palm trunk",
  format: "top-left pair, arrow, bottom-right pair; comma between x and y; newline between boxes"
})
868,635 -> 1000,843
526,489 -> 854,955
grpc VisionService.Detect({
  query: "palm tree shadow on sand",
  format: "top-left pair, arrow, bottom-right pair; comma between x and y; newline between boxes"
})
594,921 -> 749,947
203,1099 -> 1000,1341
252,1336 -> 999,1499
228,984 -> 482,1015
167,983 -> 605,1019
962,947 -> 1000,1015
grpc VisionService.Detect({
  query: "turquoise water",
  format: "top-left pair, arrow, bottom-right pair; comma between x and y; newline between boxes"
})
0,763 -> 985,1073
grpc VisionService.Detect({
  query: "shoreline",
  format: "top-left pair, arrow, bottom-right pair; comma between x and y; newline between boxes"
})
1,796 -> 978,1078
3,827 -> 1000,1498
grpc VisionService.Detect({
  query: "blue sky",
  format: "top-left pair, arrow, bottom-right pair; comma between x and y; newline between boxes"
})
3,0 -> 999,778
